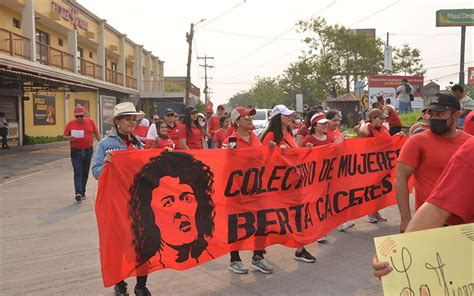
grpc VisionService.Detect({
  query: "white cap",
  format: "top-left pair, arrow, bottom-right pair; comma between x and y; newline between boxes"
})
270,104 -> 295,118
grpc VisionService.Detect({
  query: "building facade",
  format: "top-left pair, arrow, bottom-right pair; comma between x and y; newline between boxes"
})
0,0 -> 165,145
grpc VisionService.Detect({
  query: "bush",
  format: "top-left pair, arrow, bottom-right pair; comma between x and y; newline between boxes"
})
24,135 -> 65,145
398,112 -> 420,126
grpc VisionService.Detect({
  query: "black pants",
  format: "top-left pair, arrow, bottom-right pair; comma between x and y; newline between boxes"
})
389,126 -> 402,136
117,275 -> 148,289
1,127 -> 8,148
230,250 -> 265,262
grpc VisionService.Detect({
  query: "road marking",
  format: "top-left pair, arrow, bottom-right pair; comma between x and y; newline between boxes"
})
0,170 -> 51,186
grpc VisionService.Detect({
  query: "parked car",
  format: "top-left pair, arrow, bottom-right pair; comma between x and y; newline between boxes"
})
253,109 -> 271,137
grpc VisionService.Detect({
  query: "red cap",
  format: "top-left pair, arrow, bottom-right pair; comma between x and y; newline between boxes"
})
217,104 -> 225,110
206,107 -> 213,113
310,113 -> 329,125
74,106 -> 86,116
230,107 -> 256,123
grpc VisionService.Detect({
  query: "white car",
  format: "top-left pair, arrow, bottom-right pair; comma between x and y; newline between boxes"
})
252,109 -> 271,137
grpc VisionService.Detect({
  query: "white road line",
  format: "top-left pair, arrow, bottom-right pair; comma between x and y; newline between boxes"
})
0,169 -> 51,186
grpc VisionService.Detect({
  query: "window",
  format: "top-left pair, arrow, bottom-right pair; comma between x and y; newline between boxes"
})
89,51 -> 93,59
13,18 -> 21,29
77,47 -> 83,58
77,47 -> 83,73
35,29 -> 50,45
35,29 -> 50,64
111,62 -> 117,71
58,38 -> 63,47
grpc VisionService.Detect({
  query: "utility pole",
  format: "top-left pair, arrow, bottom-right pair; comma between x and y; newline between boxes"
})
185,19 -> 205,105
198,55 -> 214,105
459,25 -> 466,85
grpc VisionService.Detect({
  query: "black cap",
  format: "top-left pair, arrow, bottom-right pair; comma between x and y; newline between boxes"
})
184,106 -> 197,114
165,108 -> 175,115
427,94 -> 460,112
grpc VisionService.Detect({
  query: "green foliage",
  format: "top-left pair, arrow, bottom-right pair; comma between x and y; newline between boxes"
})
392,44 -> 425,76
463,83 -> 474,97
195,100 -> 206,114
164,80 -> 183,92
24,135 -> 64,145
228,77 -> 287,109
398,112 -> 420,126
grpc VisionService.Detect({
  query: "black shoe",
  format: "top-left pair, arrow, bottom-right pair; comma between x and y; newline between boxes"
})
81,194 -> 87,200
294,248 -> 316,263
75,194 -> 82,202
134,286 -> 151,296
114,282 -> 129,296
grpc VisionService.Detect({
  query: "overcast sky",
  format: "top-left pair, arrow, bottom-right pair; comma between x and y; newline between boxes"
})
78,0 -> 473,106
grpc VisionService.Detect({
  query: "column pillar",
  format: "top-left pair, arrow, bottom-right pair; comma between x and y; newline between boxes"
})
67,29 -> 78,73
119,34 -> 126,86
134,45 -> 143,92
98,20 -> 106,80
22,0 -> 36,62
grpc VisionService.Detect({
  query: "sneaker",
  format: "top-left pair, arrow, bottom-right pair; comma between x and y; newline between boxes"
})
81,194 -> 87,200
134,286 -> 151,296
317,235 -> 328,243
367,213 -> 378,223
294,248 -> 316,263
114,282 -> 129,296
375,212 -> 387,222
75,194 -> 82,202
338,220 -> 355,231
228,261 -> 249,274
251,258 -> 273,274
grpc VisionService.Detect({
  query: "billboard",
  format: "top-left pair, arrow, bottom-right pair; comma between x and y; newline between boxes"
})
436,9 -> 474,27
468,67 -> 474,84
33,95 -> 56,125
368,76 -> 424,109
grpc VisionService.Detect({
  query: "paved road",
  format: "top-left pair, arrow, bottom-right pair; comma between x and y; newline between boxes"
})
0,144 -> 404,295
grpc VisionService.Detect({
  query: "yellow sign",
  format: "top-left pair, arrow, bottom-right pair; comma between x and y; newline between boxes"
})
374,224 -> 474,296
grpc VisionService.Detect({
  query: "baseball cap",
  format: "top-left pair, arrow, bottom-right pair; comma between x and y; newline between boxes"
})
270,104 -> 295,118
230,107 -> 256,124
367,108 -> 388,120
206,107 -> 213,113
427,94 -> 460,112
184,106 -> 197,114
165,108 -> 175,116
217,104 -> 225,110
311,113 -> 329,125
74,106 -> 85,116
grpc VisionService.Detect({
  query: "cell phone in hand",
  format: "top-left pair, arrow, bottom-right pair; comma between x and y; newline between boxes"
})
228,137 -> 237,149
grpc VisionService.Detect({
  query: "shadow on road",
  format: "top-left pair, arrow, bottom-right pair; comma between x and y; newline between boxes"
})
37,202 -> 83,226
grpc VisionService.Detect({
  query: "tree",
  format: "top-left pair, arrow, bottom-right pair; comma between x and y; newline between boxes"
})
227,91 -> 254,109
392,44 -> 425,76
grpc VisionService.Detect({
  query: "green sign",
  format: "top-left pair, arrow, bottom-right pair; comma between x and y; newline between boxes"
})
436,9 -> 474,27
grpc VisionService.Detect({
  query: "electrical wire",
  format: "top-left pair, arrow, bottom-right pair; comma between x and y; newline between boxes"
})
350,0 -> 401,27
201,28 -> 300,41
199,1 -> 245,29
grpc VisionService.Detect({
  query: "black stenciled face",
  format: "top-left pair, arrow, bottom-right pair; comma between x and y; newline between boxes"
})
129,151 -> 215,266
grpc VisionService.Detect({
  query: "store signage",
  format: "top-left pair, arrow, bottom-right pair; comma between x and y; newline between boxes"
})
436,9 -> 474,27
51,2 -> 89,31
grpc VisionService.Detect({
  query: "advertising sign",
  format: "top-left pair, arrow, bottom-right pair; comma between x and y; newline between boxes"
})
468,67 -> 474,84
75,99 -> 90,116
100,96 -> 116,135
295,94 -> 303,113
436,9 -> 474,27
368,76 -> 424,110
33,95 -> 56,125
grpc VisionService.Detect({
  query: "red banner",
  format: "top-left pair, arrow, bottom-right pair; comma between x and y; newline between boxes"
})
96,137 -> 406,286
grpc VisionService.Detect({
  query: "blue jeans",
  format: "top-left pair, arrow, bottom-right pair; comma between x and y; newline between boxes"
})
399,101 -> 411,114
70,148 -> 93,196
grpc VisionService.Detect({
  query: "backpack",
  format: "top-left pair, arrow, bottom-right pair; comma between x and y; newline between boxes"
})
404,83 -> 414,101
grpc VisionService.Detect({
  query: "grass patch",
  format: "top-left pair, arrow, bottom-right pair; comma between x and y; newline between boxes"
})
399,112 -> 420,126
24,135 -> 65,145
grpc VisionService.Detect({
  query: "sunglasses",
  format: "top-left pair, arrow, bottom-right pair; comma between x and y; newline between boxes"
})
75,115 -> 84,118
241,115 -> 252,121
166,113 -> 175,117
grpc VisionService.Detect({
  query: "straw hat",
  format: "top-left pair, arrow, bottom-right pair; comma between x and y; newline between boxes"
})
105,102 -> 145,124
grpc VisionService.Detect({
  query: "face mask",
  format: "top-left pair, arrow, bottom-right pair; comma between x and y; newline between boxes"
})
295,119 -> 302,125
429,118 -> 450,135
198,120 -> 206,127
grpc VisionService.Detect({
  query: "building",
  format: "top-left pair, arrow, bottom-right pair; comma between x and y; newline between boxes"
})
0,0 -> 165,146
324,93 -> 362,126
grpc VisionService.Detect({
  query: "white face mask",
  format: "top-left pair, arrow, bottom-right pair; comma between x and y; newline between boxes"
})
295,119 -> 302,125
198,120 -> 206,127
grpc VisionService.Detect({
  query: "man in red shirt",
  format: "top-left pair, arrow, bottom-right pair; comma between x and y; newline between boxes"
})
63,106 -> 101,201
396,94 -> 471,232
377,96 -> 402,135
208,105 -> 225,139
464,110 -> 474,135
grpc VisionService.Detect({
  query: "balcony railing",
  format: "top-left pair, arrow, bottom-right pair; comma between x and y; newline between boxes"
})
105,68 -> 123,86
36,42 -> 74,72
142,80 -> 164,94
78,57 -> 102,80
0,28 -> 31,60
126,75 -> 137,89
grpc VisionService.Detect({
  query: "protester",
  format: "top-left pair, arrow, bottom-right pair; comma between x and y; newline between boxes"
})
208,105 -> 225,145
179,106 -> 205,150
451,84 -> 474,127
0,112 -> 9,149
396,79 -> 413,114
146,108 -> 180,149
212,115 -> 230,148
262,104 -> 317,263
141,117 -> 150,127
408,108 -> 429,136
301,113 -> 332,147
396,94 -> 471,232
464,110 -> 474,135
91,102 -> 150,296
325,110 -> 344,141
134,118 -> 149,145
197,113 -> 210,148
63,106 -> 101,202
290,112 -> 304,136
377,96 -> 402,135
150,120 -> 175,151
372,136 -> 474,278
152,114 -> 160,124
222,106 -> 274,274
296,109 -> 317,146
356,108 -> 389,223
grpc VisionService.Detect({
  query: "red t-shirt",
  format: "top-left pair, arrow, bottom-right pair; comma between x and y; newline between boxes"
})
154,136 -> 175,149
224,125 -> 236,138
63,118 -> 98,149
290,123 -> 303,136
208,115 -> 220,137
262,131 -> 297,149
212,128 -> 228,148
385,104 -> 402,128
301,134 -> 334,147
179,125 -> 203,149
222,130 -> 262,149
134,125 -> 149,139
427,137 -> 474,225
297,125 -> 309,137
367,125 -> 391,138
398,130 -> 471,209
166,123 -> 181,149
327,129 -> 342,141
464,110 -> 474,135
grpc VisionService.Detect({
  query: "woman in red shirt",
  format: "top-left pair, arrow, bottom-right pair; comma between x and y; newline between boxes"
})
325,110 -> 343,141
261,104 -> 317,263
179,106 -> 205,150
301,113 -> 333,147
356,108 -> 390,223
150,120 -> 175,150
212,116 -> 230,148
296,109 -> 317,146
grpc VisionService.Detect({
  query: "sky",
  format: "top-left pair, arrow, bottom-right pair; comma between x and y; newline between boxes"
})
78,0 -> 474,106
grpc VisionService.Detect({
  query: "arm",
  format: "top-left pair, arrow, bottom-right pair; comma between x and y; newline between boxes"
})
296,134 -> 304,146
63,135 -> 75,141
395,162 -> 416,233
92,141 -> 106,180
94,131 -> 102,141
180,138 -> 190,150
405,203 -> 451,232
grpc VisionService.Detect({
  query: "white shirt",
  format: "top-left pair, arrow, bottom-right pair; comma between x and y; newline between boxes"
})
146,123 -> 158,140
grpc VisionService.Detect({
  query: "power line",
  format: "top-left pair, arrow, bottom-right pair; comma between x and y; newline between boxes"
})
199,1 -> 245,29
215,0 -> 337,73
425,61 -> 474,70
201,28 -> 300,41
350,0 -> 400,27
